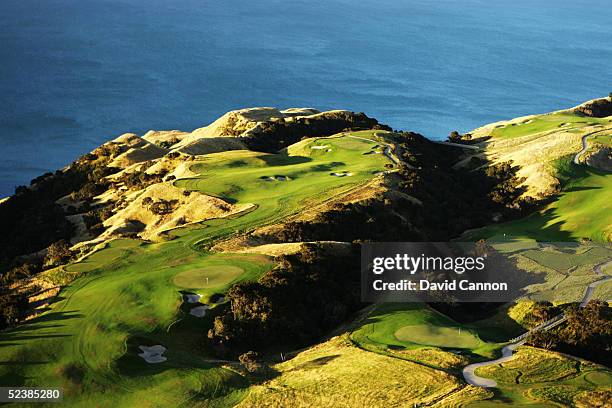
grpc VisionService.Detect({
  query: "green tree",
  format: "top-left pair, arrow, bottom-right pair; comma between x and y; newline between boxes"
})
239,351 -> 261,373
44,240 -> 73,267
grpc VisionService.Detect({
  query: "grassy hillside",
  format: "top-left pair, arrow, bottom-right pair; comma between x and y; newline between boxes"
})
471,347 -> 612,407
238,335 -> 490,408
350,303 -> 501,362
1,102 -> 610,407
466,157 -> 611,241
488,112 -> 608,140
0,237 -> 273,406
464,109 -> 612,242
0,131 -> 394,407
173,133 -> 390,247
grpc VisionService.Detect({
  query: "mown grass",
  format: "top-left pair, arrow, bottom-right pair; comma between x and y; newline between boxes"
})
0,239 -> 272,407
484,243 -> 611,305
490,113 -> 608,140
0,132 -> 393,407
590,133 -> 612,147
172,132 -> 389,249
521,244 -> 610,272
350,303 -> 501,363
466,155 -> 612,242
469,108 -> 611,242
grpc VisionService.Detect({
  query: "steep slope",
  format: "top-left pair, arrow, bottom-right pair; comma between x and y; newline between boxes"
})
0,99 -> 610,408
459,98 -> 612,241
0,129 -> 399,407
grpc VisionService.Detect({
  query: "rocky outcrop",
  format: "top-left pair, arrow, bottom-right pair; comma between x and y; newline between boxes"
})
574,97 -> 612,118
243,110 -> 391,152
105,133 -> 169,168
586,147 -> 612,172
172,107 -> 390,153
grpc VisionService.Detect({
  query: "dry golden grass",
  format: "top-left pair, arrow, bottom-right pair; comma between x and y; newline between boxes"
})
475,347 -> 580,384
468,113 -> 612,198
141,129 -> 188,144
239,335 -> 466,408
390,347 -> 469,370
172,137 -> 247,155
482,127 -> 584,197
176,107 -> 284,147
106,133 -> 168,168
430,385 -> 493,408
101,183 -> 250,240
229,242 -> 305,256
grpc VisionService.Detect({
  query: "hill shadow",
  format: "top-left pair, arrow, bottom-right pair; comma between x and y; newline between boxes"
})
311,162 -> 346,172
563,185 -> 601,192
260,153 -> 312,167
286,355 -> 340,372
0,310 -> 82,345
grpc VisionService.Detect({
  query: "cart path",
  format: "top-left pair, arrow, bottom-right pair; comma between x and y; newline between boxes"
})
462,258 -> 612,387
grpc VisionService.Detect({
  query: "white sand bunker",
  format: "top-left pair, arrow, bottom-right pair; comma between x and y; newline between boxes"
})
264,176 -> 290,181
138,345 -> 167,363
183,293 -> 202,303
310,145 -> 329,150
330,172 -> 353,177
189,305 -> 210,317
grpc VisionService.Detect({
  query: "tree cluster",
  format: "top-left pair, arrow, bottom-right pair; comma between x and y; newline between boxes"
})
144,198 -> 179,215
113,169 -> 168,190
259,132 -> 536,244
243,111 -> 390,152
526,301 -> 611,366
207,244 -> 360,356
0,143 -> 124,327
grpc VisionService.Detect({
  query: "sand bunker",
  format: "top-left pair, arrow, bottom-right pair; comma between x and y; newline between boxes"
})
189,305 -> 210,317
183,293 -> 202,303
262,175 -> 290,181
138,345 -> 167,363
330,172 -> 353,177
311,145 -> 329,150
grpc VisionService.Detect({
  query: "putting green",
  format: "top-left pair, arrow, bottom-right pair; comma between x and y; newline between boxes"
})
522,245 -> 611,272
173,265 -> 245,288
585,371 -> 612,386
394,325 -> 481,349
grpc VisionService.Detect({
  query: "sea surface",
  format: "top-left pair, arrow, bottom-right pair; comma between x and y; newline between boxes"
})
1,0 -> 611,196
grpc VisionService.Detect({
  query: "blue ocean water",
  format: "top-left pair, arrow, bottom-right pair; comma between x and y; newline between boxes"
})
1,0 -> 611,196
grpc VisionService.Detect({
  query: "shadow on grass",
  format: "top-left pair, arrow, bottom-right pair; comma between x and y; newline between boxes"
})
287,355 -> 340,372
260,153 -> 311,167
481,388 -> 518,405
563,185 -> 601,192
311,161 -> 345,172
470,205 -> 576,242
0,310 -> 82,345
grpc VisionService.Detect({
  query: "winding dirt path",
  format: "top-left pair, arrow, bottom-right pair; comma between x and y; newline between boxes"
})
462,136 -> 610,387
573,134 -> 590,165
462,258 -> 612,387
572,128 -> 610,165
